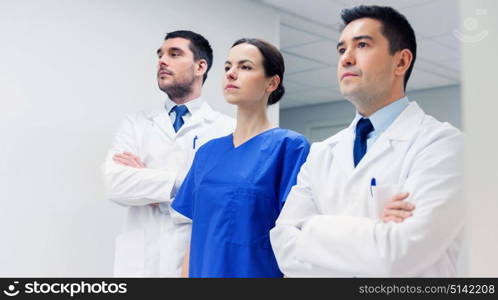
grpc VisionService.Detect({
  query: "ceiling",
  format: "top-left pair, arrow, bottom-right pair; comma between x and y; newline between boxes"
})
253,0 -> 461,109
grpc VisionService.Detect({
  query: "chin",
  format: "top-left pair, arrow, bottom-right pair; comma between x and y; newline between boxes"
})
159,81 -> 174,90
341,82 -> 362,95
340,89 -> 359,103
224,94 -> 241,105
339,87 -> 353,98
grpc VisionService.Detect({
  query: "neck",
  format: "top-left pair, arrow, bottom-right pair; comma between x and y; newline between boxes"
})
357,88 -> 405,117
170,82 -> 202,105
233,103 -> 274,146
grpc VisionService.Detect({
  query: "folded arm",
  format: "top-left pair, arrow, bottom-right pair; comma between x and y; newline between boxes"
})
102,115 -> 177,207
271,132 -> 464,277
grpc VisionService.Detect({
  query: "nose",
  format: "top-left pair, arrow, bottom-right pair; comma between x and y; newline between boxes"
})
339,47 -> 355,67
158,56 -> 168,67
225,67 -> 237,81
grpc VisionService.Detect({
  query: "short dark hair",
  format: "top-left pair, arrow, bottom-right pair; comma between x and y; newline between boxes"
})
231,38 -> 285,105
340,5 -> 417,90
165,30 -> 213,84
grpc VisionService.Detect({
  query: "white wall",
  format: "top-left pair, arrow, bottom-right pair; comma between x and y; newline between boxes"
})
0,0 -> 279,276
280,85 -> 462,141
461,0 -> 498,276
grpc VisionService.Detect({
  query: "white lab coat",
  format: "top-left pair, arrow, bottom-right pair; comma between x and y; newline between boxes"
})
270,102 -> 464,277
103,101 -> 234,277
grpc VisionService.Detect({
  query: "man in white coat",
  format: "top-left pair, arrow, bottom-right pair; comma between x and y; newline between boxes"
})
270,5 -> 464,277
103,30 -> 234,277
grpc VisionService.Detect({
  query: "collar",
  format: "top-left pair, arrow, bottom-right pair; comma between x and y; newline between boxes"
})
353,96 -> 410,134
325,100 -> 425,146
145,97 -> 217,122
164,96 -> 204,116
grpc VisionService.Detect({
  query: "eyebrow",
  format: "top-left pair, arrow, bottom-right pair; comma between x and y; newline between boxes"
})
224,59 -> 255,65
156,47 -> 184,55
336,35 -> 374,49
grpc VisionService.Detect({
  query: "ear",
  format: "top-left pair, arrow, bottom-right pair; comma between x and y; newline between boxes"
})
195,59 -> 208,77
266,75 -> 281,93
394,49 -> 413,77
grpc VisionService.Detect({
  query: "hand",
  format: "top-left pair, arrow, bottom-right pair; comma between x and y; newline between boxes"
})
113,151 -> 145,168
182,244 -> 190,278
381,192 -> 415,223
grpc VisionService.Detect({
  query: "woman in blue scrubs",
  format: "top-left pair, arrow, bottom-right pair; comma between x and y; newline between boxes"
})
172,38 -> 310,277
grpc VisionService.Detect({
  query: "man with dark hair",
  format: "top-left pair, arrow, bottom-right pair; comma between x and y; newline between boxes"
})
339,5 -> 417,90
103,30 -> 234,277
271,5 -> 464,277
163,30 -> 214,84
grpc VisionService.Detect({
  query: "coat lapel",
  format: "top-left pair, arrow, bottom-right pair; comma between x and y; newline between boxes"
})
147,101 -> 219,141
327,125 -> 356,177
147,109 -> 176,140
354,102 -> 426,171
177,101 -> 217,135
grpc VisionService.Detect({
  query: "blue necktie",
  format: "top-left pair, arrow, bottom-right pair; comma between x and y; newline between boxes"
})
171,105 -> 189,133
353,118 -> 374,167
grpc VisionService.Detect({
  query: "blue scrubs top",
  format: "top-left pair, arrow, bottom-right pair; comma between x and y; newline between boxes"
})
172,128 -> 310,277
